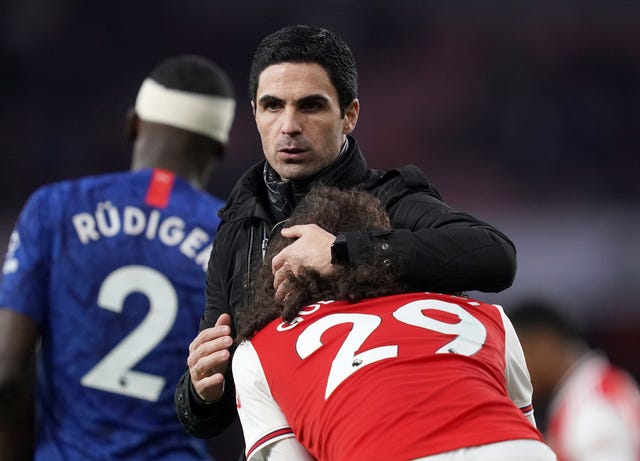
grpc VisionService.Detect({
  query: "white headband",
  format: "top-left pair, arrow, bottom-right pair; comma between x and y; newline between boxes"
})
134,78 -> 235,143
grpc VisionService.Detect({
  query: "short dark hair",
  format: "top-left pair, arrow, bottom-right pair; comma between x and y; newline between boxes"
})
509,298 -> 583,340
235,185 -> 407,343
149,54 -> 234,98
248,25 -> 358,116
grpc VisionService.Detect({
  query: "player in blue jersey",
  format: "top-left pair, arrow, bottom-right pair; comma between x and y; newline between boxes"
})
0,55 -> 236,461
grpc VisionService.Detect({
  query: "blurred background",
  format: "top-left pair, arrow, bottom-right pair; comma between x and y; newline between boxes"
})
1,0 -> 638,382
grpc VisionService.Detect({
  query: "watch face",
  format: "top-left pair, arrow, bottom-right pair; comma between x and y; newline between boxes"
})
331,236 -> 349,265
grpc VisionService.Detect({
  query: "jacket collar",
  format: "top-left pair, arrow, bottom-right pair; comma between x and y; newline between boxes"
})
220,135 -> 368,222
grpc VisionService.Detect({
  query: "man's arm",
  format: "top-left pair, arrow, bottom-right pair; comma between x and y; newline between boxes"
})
175,314 -> 237,438
272,169 -> 516,296
350,165 -> 515,294
382,191 -> 516,293
175,241 -> 238,438
374,165 -> 516,293
0,309 -> 38,461
271,194 -> 516,298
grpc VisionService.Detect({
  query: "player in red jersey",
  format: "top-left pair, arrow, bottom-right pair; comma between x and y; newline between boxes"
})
231,186 -> 557,461
511,300 -> 640,461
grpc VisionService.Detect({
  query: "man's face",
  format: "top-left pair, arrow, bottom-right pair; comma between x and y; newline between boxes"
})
253,62 -> 359,181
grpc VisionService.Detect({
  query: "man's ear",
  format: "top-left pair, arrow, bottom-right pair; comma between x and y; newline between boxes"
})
342,99 -> 359,134
125,108 -> 139,141
250,100 -> 256,118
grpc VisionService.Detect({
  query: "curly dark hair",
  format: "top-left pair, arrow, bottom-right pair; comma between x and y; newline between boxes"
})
235,186 -> 409,343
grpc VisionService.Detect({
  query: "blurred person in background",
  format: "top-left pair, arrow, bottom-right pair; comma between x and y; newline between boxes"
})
175,24 -> 518,450
510,299 -> 640,461
232,185 -> 556,461
0,55 -> 235,460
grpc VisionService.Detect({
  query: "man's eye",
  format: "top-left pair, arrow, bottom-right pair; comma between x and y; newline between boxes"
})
300,102 -> 321,112
265,102 -> 283,111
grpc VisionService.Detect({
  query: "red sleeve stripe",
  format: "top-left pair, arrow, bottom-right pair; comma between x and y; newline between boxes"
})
145,169 -> 175,208
246,427 -> 295,459
519,403 -> 534,414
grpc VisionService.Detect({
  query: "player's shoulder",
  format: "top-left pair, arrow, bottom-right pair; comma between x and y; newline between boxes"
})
400,291 -> 499,308
169,177 -> 226,220
412,292 -> 506,323
232,340 -> 260,373
13,173 -> 124,228
21,173 -> 116,210
176,180 -> 225,208
33,171 -> 131,198
74,170 -> 138,190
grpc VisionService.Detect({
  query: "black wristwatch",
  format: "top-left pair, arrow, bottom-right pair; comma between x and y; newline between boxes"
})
331,233 -> 350,265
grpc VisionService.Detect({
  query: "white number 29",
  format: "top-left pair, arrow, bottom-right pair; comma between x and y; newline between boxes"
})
296,298 -> 487,399
80,265 -> 178,401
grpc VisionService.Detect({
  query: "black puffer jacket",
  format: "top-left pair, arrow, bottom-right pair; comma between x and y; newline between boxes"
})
175,136 -> 516,437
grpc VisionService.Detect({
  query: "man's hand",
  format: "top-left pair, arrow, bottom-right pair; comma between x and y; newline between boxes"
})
187,314 -> 233,402
271,224 -> 336,302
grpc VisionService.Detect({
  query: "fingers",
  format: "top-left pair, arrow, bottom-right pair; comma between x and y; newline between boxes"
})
271,246 -> 287,274
188,334 -> 232,370
187,313 -> 233,399
216,313 -> 232,327
191,346 -> 230,378
273,262 -> 291,288
279,224 -> 307,239
188,318 -> 232,353
272,225 -> 311,273
188,329 -> 232,402
274,276 -> 292,304
191,365 -> 227,402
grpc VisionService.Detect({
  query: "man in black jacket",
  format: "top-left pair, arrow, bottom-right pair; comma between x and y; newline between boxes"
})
175,24 -> 517,447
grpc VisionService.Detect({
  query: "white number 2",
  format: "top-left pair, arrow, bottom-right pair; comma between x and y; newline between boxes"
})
296,298 -> 487,399
80,265 -> 178,401
297,314 -> 398,399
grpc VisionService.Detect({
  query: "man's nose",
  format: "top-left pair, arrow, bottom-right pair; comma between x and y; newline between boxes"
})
280,107 -> 302,135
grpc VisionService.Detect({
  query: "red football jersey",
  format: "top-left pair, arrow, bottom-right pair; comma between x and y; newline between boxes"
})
233,292 -> 544,461
546,353 -> 640,461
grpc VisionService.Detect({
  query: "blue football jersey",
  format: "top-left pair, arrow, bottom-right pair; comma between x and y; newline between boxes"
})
0,169 -> 224,460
